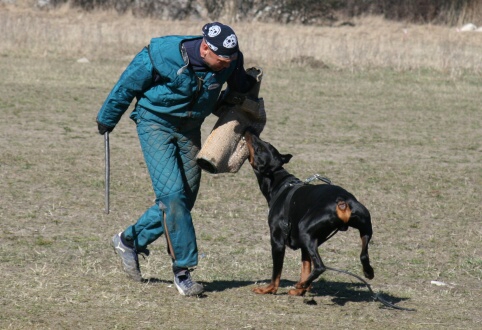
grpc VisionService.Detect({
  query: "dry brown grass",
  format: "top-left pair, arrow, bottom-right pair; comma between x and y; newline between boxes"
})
1,5 -> 482,73
1,5 -> 481,330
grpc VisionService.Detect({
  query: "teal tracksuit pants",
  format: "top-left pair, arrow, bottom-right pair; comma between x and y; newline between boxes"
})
123,106 -> 203,268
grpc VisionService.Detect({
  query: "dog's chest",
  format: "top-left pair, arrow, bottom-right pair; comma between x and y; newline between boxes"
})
268,182 -> 304,246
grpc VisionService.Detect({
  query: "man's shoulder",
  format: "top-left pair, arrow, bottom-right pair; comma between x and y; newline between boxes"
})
149,35 -> 202,65
149,36 -> 202,68
150,35 -> 201,47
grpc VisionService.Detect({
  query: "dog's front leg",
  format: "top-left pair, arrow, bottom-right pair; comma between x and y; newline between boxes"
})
252,243 -> 285,294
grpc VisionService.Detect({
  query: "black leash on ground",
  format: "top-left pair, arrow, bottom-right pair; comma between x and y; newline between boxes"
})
324,266 -> 416,311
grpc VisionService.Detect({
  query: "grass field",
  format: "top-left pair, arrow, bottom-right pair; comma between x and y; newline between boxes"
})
1,6 -> 481,330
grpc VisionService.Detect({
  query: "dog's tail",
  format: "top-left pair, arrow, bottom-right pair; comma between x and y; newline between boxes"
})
342,198 -> 372,235
335,197 -> 373,238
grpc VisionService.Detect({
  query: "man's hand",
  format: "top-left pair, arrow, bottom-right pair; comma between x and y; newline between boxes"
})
97,121 -> 114,135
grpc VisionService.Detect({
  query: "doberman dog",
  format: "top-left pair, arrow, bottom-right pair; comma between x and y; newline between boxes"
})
244,131 -> 374,296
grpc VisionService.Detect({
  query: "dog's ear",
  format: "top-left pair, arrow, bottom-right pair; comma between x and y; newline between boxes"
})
281,154 -> 293,164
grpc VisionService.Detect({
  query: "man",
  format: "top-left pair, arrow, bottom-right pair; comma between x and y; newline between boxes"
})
96,22 -> 258,296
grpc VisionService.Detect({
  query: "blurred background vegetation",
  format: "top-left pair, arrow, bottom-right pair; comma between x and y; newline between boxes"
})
19,0 -> 482,26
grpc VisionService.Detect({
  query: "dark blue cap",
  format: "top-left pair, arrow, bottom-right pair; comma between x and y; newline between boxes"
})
202,22 -> 239,59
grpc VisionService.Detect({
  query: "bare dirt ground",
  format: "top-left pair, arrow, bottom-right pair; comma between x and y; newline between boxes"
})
1,7 -> 481,330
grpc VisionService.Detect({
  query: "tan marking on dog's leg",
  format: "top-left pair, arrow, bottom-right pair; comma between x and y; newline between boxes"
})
336,200 -> 352,223
252,274 -> 281,294
291,251 -> 312,296
295,258 -> 312,290
300,260 -> 311,283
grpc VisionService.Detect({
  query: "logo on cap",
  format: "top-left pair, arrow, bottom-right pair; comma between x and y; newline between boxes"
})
223,34 -> 237,49
207,25 -> 222,37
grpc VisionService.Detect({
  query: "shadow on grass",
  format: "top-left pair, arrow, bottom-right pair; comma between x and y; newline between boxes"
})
204,280 -> 255,292
138,275 -> 411,309
142,277 -> 172,285
204,278 -> 412,309
309,280 -> 411,309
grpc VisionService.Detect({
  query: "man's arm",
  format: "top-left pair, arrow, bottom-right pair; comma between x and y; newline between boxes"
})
96,47 -> 154,133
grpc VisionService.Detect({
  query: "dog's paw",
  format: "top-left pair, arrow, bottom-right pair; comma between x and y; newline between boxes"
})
288,288 -> 307,296
294,282 -> 312,291
252,285 -> 278,294
364,266 -> 375,279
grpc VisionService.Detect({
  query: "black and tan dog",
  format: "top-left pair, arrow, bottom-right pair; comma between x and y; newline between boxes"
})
245,131 -> 374,296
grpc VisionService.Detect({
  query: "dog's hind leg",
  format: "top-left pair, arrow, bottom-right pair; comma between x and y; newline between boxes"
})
252,243 -> 285,294
360,234 -> 374,279
289,248 -> 313,296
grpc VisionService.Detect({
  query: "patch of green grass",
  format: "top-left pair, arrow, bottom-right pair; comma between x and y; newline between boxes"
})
35,237 -> 54,246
